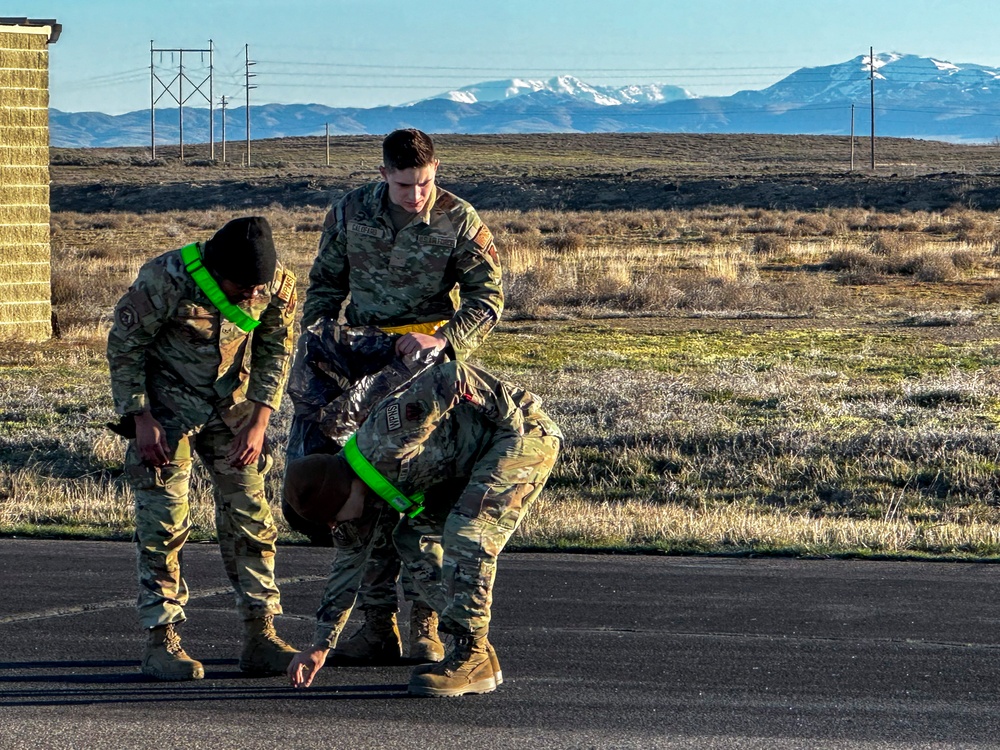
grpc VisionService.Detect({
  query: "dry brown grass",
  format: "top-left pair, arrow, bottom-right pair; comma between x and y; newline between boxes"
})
10,183 -> 1000,554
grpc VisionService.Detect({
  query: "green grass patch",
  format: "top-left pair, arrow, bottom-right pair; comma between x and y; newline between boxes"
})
478,325 -> 1000,381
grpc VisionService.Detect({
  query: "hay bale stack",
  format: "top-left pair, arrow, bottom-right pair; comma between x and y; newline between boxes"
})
0,23 -> 56,341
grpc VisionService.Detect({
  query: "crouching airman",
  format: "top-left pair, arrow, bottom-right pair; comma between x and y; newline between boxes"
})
284,361 -> 561,696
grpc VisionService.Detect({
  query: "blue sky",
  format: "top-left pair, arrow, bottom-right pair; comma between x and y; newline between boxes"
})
25,0 -> 1000,114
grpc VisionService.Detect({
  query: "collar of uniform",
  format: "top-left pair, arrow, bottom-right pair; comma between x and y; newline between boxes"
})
413,183 -> 437,226
374,181 -> 437,228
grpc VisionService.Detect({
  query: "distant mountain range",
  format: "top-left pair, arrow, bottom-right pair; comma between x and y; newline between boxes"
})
422,75 -> 693,106
49,54 -> 1000,148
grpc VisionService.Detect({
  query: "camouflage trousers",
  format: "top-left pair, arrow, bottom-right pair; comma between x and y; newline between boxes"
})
393,434 -> 561,637
125,412 -> 282,629
348,512 -> 426,613
312,504 -> 441,648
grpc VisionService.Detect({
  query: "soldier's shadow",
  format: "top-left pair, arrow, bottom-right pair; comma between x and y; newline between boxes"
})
0,658 -> 410,705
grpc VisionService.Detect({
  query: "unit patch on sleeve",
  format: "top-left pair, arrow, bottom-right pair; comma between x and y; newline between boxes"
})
385,402 -> 402,431
116,304 -> 138,333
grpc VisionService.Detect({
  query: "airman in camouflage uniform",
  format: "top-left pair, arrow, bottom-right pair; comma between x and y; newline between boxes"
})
283,361 -> 562,697
285,129 -> 503,664
107,216 -> 299,681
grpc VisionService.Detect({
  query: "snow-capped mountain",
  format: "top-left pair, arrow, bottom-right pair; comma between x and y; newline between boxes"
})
430,75 -> 693,106
735,52 -> 1000,106
49,54 -> 1000,147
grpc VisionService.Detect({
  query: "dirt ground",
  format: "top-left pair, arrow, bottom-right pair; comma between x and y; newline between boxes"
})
49,132 -> 1000,214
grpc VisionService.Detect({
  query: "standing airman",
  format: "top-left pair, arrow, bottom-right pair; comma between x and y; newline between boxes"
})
285,129 -> 504,665
107,216 -> 299,680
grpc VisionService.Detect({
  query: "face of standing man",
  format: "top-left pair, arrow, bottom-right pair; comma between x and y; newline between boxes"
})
379,161 -> 439,214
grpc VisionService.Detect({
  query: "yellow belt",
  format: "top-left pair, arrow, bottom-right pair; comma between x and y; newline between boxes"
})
378,319 -> 448,335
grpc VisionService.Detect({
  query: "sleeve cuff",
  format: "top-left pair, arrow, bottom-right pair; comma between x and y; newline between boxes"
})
313,626 -> 339,650
119,395 -> 148,415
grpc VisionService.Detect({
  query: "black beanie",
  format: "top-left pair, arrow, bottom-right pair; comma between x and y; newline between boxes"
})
203,216 -> 277,286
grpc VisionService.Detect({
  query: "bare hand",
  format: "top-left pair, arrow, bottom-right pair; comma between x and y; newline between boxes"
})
288,646 -> 329,688
395,332 -> 446,358
134,411 -> 170,466
227,403 -> 273,467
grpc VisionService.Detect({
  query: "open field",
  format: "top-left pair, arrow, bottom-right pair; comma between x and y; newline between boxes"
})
7,133 -> 1000,556
50,132 -> 1000,213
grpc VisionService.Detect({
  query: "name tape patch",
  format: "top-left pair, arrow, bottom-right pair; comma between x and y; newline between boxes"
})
386,402 -> 402,432
276,271 -> 295,302
423,234 -> 457,248
348,221 -> 387,240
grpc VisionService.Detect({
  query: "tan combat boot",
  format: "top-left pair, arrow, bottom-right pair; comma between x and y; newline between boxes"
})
408,634 -> 497,697
411,633 -> 503,685
486,639 -> 503,686
333,610 -> 402,663
409,602 -> 445,663
239,614 -> 299,675
141,623 -> 204,681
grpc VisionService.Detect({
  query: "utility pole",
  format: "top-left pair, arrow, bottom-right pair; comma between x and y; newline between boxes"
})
850,103 -> 855,172
326,123 -> 330,166
150,41 -> 214,161
150,41 -> 155,159
245,44 -> 256,167
208,40 -> 214,161
178,51 -> 184,159
869,46 -> 876,171
220,95 -> 228,163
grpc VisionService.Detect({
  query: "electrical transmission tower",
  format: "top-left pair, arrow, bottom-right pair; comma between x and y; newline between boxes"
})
150,40 -> 214,161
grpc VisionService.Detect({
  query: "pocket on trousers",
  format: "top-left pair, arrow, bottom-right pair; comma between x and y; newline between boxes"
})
125,457 -> 165,490
257,448 -> 274,477
456,481 -> 537,531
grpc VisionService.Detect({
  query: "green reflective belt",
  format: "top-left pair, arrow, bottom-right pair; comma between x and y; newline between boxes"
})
343,434 -> 426,518
179,243 -> 260,333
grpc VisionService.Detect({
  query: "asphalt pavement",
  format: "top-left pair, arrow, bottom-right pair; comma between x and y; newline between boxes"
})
2,539 -> 1000,749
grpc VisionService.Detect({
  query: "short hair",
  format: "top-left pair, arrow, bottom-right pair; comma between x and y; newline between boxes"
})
382,129 -> 435,171
283,453 -> 352,525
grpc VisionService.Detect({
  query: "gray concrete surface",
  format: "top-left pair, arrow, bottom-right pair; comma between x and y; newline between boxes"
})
2,539 -> 1000,749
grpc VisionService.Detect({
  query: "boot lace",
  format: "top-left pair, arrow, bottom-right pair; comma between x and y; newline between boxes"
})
163,625 -> 184,655
440,635 -> 478,674
412,607 -> 437,639
258,615 -> 293,648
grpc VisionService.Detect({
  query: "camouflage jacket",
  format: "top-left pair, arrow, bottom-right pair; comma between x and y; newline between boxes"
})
300,182 -> 503,361
107,245 -> 297,431
355,361 -> 562,501
311,361 -> 560,648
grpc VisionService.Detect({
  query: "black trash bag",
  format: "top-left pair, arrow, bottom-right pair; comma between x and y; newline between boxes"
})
282,318 -> 445,545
